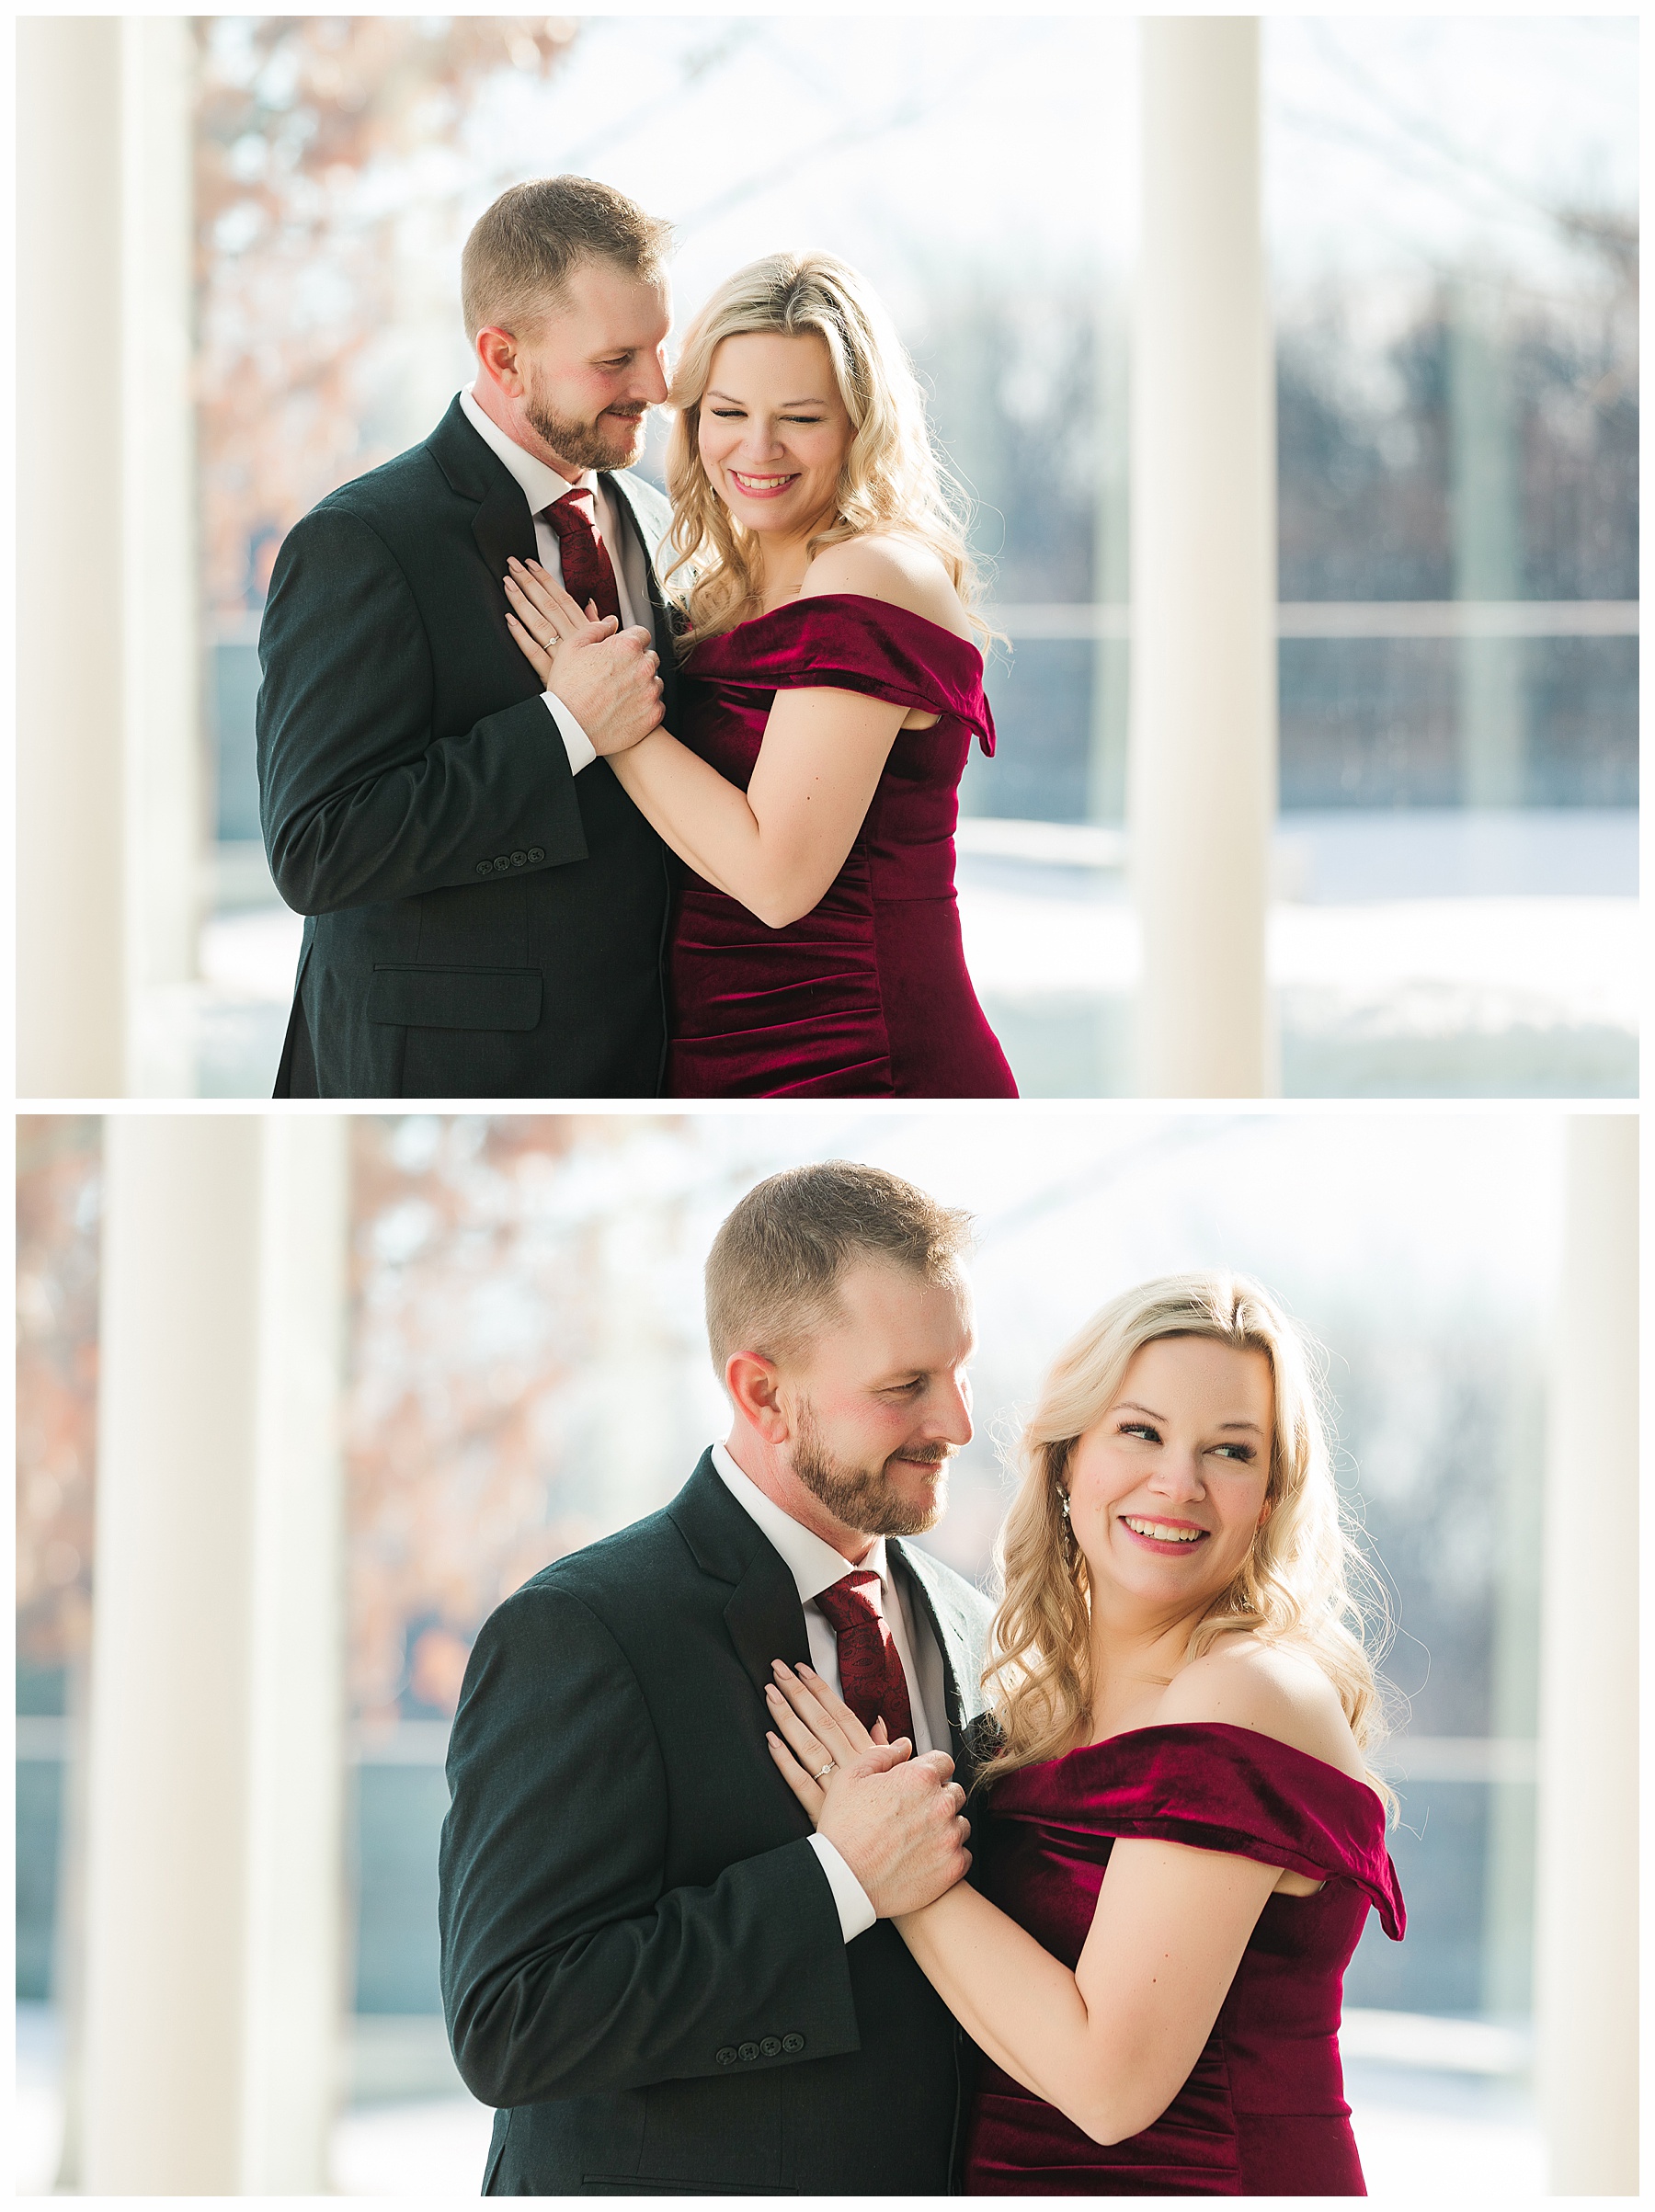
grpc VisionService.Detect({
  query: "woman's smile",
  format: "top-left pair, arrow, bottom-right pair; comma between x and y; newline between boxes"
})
1116,1512 -> 1210,1556
726,467 -> 802,499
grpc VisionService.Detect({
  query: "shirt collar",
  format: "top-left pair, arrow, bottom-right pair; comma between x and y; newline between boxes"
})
458,385 -> 597,519
711,1440 -> 890,1607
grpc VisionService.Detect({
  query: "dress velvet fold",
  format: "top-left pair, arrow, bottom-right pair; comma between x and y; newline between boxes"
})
965,1722 -> 1405,2197
665,593 -> 1018,1099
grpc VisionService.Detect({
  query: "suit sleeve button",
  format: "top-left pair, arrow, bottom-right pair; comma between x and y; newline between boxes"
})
510,850 -> 527,866
759,2036 -> 782,2057
494,855 -> 510,872
737,2042 -> 759,2062
782,2034 -> 805,2053
474,861 -> 492,876
714,2047 -> 736,2067
527,846 -> 546,862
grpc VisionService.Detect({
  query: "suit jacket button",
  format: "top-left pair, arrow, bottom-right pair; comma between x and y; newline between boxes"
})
782,2034 -> 805,2053
510,850 -> 527,866
759,2036 -> 782,2057
494,855 -> 510,872
474,862 -> 491,876
737,2042 -> 759,2062
714,2047 -> 736,2067
527,846 -> 546,863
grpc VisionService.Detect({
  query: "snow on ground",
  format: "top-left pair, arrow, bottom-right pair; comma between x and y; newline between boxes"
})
145,814 -> 1637,1100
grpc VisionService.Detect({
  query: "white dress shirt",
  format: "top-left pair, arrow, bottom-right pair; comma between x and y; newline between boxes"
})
457,386 -> 647,776
712,1440 -> 952,1944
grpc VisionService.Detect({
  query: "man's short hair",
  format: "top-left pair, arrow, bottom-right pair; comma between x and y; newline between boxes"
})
461,174 -> 674,342
704,1161 -> 974,1376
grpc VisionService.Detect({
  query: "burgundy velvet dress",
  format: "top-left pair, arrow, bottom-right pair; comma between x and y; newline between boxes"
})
965,1723 -> 1405,2197
665,594 -> 1018,1098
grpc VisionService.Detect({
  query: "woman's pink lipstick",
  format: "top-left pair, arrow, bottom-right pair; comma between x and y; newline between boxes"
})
1118,1514 -> 1210,1556
726,468 -> 799,501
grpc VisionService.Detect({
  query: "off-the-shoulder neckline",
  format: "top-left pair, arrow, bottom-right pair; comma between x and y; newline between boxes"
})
713,590 -> 982,656
1040,1719 -> 1385,1807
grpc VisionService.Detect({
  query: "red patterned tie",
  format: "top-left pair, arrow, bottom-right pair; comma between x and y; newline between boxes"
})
814,1571 -> 916,1749
541,488 -> 622,624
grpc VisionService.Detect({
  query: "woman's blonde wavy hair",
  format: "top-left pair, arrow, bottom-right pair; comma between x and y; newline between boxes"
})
661,251 -> 985,652
979,1272 -> 1392,1801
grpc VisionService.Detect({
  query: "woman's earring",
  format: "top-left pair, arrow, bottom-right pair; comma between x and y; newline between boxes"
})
1058,1491 -> 1071,1520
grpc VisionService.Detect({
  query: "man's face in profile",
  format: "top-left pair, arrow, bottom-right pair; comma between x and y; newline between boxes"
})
517,257 -> 672,472
780,1260 -> 976,1541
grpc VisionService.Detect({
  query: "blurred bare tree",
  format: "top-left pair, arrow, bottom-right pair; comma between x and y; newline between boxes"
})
194,16 -> 581,614
17,1118 -> 102,1674
345,1115 -> 716,1724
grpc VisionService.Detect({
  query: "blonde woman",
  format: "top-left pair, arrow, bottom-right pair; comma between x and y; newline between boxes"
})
766,1273 -> 1404,2195
503,251 -> 1017,1098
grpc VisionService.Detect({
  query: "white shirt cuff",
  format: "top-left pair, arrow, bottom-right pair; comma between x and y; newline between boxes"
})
542,690 -> 597,774
808,1832 -> 878,1944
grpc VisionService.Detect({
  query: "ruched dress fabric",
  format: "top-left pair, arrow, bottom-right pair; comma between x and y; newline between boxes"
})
965,1723 -> 1406,2197
666,595 -> 1018,1098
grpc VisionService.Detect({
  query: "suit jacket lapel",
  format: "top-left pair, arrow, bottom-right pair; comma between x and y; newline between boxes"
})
667,1452 -> 812,1701
892,1541 -> 991,1777
603,470 -> 682,729
724,1556 -> 813,1704
424,394 -> 541,633
471,468 -> 538,583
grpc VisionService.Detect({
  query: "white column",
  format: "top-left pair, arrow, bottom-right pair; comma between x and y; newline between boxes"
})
17,19 -> 129,1097
16,18 -> 201,1101
82,1116 -> 349,2193
1128,17 -> 1276,1097
123,19 -> 205,1095
1534,1114 -> 1637,2193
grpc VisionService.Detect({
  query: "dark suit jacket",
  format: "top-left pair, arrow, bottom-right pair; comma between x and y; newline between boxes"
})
438,1451 -> 997,2195
257,396 -> 679,1098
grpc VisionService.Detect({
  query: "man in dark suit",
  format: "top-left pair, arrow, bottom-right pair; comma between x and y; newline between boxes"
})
257,176 -> 677,1098
439,1162 -> 996,2194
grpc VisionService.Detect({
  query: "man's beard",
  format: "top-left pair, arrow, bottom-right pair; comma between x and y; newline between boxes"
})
792,1402 -> 951,1538
523,377 -> 647,473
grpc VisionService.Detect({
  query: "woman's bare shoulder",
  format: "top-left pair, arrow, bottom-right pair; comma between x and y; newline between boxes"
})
1154,1636 -> 1367,1782
798,533 -> 971,639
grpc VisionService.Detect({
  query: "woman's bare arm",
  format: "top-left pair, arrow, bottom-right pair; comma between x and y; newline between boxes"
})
893,1835 -> 1278,2144
504,536 -> 969,929
767,1650 -> 1360,2148
606,687 -> 905,927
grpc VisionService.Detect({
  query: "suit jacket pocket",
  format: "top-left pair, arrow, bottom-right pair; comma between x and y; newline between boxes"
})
369,964 -> 542,1031
624,2069 -> 783,2193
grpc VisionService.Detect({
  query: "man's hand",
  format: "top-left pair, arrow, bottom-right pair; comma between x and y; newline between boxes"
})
502,557 -> 665,756
816,1744 -> 972,1918
546,622 -> 664,757
764,1659 -> 970,1916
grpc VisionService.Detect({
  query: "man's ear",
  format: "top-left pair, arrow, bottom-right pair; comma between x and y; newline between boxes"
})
725,1349 -> 789,1442
475,325 -> 525,395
